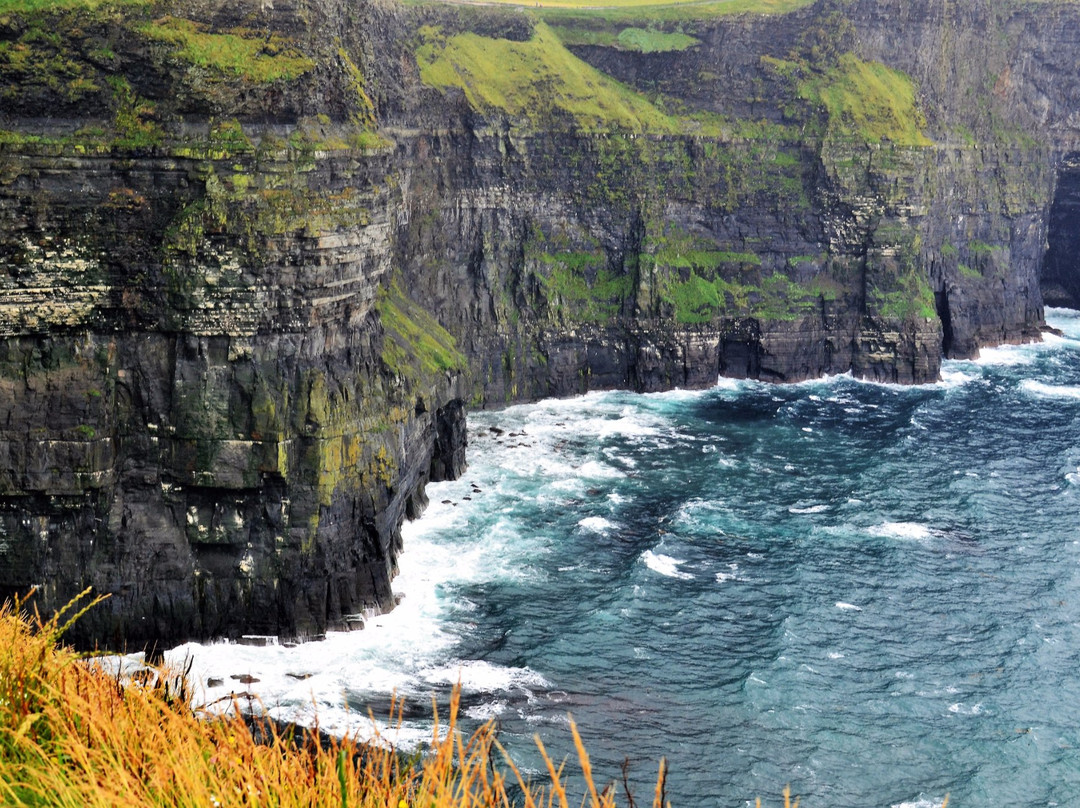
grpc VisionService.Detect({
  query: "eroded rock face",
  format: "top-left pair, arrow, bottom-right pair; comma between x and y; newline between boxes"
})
0,143 -> 467,647
0,0 -> 1075,647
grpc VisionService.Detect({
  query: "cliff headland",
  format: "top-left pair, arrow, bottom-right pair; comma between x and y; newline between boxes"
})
0,0 -> 1077,647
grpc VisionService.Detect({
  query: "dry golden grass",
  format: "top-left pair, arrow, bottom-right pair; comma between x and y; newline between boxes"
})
0,591 -> 669,808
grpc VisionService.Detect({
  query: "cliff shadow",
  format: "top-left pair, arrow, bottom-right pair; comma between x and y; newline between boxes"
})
1042,154 -> 1080,310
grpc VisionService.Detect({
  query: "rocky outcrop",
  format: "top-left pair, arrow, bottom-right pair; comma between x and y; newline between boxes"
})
0,0 -> 1076,646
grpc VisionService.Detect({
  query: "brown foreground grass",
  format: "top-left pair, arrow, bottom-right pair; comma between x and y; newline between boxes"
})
0,591 -> 671,808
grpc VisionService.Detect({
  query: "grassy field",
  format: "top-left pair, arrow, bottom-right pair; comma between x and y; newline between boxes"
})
0,0 -> 149,11
415,21 -> 684,131
430,0 -> 814,13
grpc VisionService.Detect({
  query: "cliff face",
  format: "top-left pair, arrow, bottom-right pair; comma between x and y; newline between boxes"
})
0,140 -> 467,645
0,0 -> 1075,646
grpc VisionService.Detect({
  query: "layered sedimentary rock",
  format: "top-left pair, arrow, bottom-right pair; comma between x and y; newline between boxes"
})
0,0 -> 1076,646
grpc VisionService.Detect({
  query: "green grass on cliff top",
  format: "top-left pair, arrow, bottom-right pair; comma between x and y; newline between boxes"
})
416,21 -> 684,131
421,0 -> 814,20
0,0 -> 148,10
799,53 -> 932,146
139,16 -> 315,82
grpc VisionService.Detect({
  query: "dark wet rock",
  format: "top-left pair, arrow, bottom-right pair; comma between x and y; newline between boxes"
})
343,614 -> 365,630
238,635 -> 278,647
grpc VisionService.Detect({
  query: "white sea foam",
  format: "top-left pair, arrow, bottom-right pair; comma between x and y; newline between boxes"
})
422,660 -> 549,693
465,700 -> 508,721
1046,307 -> 1080,339
578,460 -> 625,479
1020,380 -> 1080,400
789,504 -> 829,514
714,376 -> 750,391
642,550 -> 694,580
937,366 -> 978,389
948,702 -> 984,716
715,563 -> 744,584
161,480 -> 552,747
980,339 -> 1045,364
578,516 -> 616,533
892,799 -> 950,808
868,522 -> 935,541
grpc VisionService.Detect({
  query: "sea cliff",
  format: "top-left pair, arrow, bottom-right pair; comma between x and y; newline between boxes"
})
0,0 -> 1076,646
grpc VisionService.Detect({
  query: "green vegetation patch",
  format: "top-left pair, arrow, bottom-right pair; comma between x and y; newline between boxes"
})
108,75 -> 164,149
533,0 -> 813,24
378,283 -> 466,378
657,269 -> 822,324
338,46 -> 376,130
0,0 -> 148,10
535,251 -> 632,323
642,224 -> 826,324
645,224 -> 763,273
415,22 -> 679,132
874,270 -> 936,320
795,53 -> 931,146
0,22 -> 103,105
140,16 -> 315,83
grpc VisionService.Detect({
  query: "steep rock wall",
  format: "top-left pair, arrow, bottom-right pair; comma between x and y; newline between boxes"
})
0,137 -> 467,647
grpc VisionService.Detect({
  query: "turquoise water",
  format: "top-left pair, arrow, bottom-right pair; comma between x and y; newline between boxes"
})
176,309 -> 1080,807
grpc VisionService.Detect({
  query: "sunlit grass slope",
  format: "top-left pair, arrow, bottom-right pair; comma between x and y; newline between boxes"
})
429,0 -> 815,19
0,0 -> 148,11
797,53 -> 933,146
416,21 -> 684,131
0,592 -> 668,808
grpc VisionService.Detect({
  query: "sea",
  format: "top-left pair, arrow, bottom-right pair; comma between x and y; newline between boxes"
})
166,308 -> 1080,807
